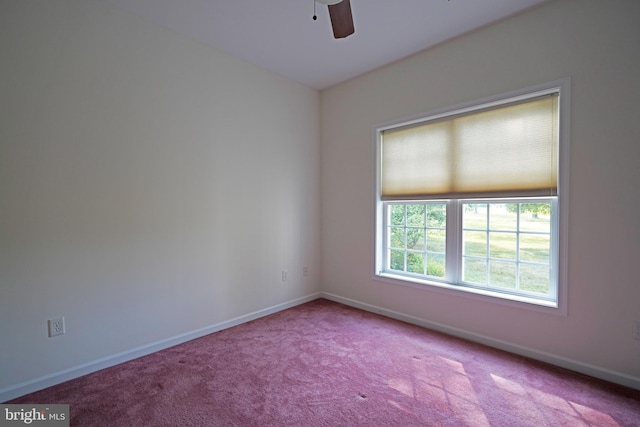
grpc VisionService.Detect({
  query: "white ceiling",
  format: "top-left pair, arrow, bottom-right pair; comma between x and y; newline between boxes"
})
101,0 -> 546,90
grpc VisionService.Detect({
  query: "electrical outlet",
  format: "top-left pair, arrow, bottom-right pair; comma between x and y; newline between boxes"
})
282,270 -> 288,281
48,317 -> 65,337
303,266 -> 309,277
635,321 -> 640,340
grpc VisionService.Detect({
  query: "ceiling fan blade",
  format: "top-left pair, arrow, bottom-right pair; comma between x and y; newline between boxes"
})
328,0 -> 354,39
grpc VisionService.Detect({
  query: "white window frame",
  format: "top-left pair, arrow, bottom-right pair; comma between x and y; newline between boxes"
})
373,79 -> 570,315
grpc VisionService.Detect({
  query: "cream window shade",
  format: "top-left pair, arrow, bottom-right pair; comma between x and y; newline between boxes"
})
381,94 -> 559,200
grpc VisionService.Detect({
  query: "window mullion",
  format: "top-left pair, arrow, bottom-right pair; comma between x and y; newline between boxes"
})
403,205 -> 408,272
445,200 -> 460,284
486,205 -> 491,286
422,205 -> 428,276
515,204 -> 521,292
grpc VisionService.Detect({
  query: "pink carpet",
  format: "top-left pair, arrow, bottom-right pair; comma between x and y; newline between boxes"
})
9,299 -> 640,426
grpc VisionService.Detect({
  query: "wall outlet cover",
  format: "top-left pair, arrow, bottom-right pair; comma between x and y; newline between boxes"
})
48,317 -> 65,337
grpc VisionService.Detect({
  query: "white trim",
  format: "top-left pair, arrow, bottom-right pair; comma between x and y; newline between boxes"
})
556,77 -> 571,317
3,290 -> 638,403
375,78 -> 569,132
374,272 -> 560,312
320,292 -> 640,391
373,78 -> 570,315
0,293 -> 321,403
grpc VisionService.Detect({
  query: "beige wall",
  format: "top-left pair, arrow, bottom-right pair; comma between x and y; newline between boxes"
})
0,0 -> 321,396
321,0 -> 640,384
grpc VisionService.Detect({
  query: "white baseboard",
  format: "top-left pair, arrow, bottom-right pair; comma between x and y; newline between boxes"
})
4,290 -> 637,402
0,293 -> 321,403
319,292 -> 640,391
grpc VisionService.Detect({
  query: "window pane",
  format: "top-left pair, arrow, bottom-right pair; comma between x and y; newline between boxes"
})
427,254 -> 446,278
426,229 -> 446,252
390,250 -> 405,271
520,234 -> 550,263
383,198 -> 555,304
489,232 -> 516,259
407,252 -> 424,274
427,204 -> 446,227
463,204 -> 487,229
520,203 -> 551,232
489,260 -> 517,289
390,205 -> 405,226
519,264 -> 550,294
407,228 -> 424,250
464,231 -> 487,256
490,204 -> 517,230
390,227 -> 405,248
378,83 -> 563,308
463,258 -> 486,284
407,204 -> 425,226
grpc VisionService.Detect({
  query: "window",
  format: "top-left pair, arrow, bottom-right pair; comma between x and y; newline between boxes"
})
375,80 -> 569,311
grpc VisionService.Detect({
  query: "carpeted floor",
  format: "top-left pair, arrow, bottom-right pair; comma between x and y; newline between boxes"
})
9,299 -> 640,426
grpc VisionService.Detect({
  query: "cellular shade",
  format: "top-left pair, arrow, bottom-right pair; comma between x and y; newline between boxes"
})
381,94 -> 559,200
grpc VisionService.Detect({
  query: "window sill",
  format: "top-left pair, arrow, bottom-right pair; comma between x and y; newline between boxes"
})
374,272 -> 565,316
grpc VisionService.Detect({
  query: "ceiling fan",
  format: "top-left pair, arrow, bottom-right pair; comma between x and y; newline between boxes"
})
314,0 -> 355,39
